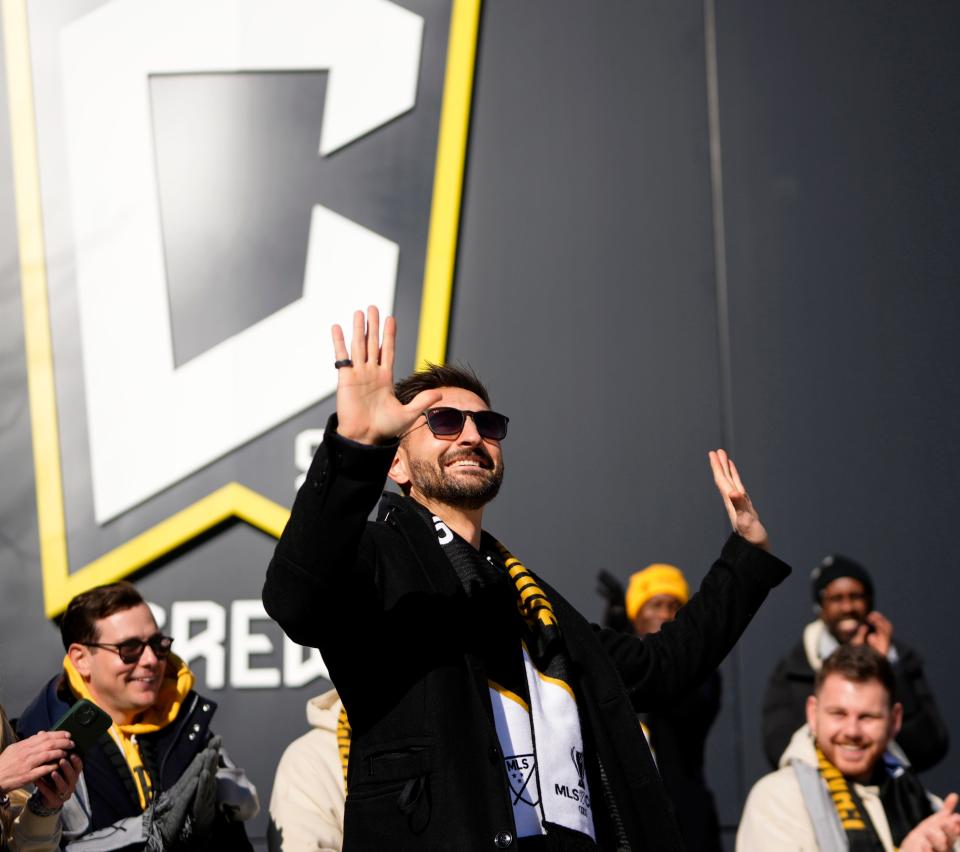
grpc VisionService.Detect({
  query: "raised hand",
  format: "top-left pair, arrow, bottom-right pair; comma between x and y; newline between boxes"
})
331,306 -> 442,445
709,449 -> 770,551
0,730 -> 74,795
851,610 -> 894,657
900,792 -> 960,852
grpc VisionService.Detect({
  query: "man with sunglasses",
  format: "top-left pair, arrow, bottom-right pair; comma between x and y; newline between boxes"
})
18,581 -> 258,850
263,306 -> 792,851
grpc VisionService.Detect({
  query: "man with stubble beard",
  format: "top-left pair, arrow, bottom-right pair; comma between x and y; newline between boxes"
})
263,306 -> 792,851
740,645 -> 960,852
762,554 -> 948,771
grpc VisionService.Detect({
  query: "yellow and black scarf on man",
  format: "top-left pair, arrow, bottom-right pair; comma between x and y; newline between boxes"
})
816,745 -> 933,850
409,500 -> 597,842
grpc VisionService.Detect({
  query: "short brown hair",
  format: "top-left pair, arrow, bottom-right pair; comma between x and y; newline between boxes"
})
394,363 -> 491,407
59,581 -> 147,650
815,644 -> 896,705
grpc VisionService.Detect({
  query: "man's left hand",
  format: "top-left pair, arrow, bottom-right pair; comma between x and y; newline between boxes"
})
35,754 -> 82,811
709,449 -> 770,552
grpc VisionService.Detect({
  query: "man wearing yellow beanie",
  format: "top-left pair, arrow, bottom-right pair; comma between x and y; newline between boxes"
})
601,563 -> 723,852
625,564 -> 690,636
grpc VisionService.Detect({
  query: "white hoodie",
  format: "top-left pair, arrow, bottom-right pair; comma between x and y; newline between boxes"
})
737,726 -> 945,852
268,689 -> 345,852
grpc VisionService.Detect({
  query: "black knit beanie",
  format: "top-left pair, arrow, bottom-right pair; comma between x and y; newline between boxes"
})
811,554 -> 875,608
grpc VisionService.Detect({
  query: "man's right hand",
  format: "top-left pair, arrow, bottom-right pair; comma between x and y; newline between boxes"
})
331,306 -> 442,445
900,793 -> 960,852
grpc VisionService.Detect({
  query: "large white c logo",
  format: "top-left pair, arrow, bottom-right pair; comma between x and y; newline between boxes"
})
60,0 -> 423,522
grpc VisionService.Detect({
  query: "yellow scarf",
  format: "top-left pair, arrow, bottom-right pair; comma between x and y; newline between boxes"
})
337,704 -> 351,789
64,653 -> 195,810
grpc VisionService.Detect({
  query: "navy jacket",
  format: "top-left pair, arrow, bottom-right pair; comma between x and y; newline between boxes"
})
18,676 -> 253,851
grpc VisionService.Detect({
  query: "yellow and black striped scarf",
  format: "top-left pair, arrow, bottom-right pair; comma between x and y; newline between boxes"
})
337,703 -> 351,790
494,541 -> 570,682
815,746 -> 884,852
815,744 -> 934,850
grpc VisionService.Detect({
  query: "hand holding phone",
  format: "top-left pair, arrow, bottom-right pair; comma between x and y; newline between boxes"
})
0,730 -> 74,794
33,752 -> 83,810
52,699 -> 112,756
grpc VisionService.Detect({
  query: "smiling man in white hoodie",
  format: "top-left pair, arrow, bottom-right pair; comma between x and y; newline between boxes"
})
738,645 -> 960,852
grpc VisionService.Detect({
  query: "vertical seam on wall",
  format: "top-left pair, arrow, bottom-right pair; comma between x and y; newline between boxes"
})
704,0 -> 735,451
704,0 -> 747,812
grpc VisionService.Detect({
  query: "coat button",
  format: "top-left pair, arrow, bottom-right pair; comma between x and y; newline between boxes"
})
192,723 -> 201,732
188,732 -> 197,741
493,831 -> 513,848
201,704 -> 211,713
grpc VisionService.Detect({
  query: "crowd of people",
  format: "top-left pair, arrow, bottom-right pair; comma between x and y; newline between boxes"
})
0,307 -> 954,851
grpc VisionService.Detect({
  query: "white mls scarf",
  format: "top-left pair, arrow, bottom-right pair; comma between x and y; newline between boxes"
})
423,508 -> 596,841
489,644 -> 595,840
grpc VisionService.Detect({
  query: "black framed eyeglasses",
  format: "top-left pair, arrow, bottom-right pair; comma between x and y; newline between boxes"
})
85,634 -> 173,664
421,407 -> 509,441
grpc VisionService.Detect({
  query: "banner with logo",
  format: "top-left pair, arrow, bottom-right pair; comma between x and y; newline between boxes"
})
0,0 -> 480,840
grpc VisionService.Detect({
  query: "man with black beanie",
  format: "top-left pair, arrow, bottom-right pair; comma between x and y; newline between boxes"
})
761,554 -> 948,771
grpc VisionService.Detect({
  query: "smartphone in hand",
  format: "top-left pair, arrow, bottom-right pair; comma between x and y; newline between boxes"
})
52,699 -> 112,755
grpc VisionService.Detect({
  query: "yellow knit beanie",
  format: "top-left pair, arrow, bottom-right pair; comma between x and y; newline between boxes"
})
625,563 -> 689,622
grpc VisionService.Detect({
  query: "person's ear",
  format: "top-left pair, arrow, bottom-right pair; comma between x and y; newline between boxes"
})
891,702 -> 904,738
388,446 -> 411,489
68,643 -> 92,678
805,694 -> 819,733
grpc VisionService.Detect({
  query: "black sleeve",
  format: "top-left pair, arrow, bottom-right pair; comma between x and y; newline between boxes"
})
760,654 -> 810,768
262,414 -> 397,649
597,534 -> 790,712
891,646 -> 950,772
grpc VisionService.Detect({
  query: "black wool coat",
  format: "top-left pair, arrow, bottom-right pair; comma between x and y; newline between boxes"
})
263,419 -> 791,851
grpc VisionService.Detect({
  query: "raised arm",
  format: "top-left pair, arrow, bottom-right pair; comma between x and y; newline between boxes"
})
600,450 -> 789,710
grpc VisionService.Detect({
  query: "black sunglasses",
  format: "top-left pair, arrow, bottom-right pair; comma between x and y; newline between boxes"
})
85,634 -> 174,664
416,407 -> 509,441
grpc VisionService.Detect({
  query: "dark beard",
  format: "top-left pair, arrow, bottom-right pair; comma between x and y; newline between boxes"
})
407,450 -> 504,511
